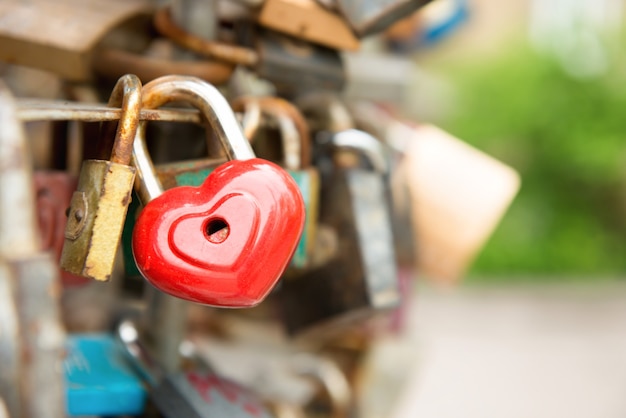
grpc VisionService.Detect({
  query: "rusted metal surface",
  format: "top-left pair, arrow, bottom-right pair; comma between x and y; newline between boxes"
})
59,75 -> 141,282
232,96 -> 311,170
16,98 -> 204,123
93,47 -> 235,85
106,74 -> 142,165
154,6 -> 259,66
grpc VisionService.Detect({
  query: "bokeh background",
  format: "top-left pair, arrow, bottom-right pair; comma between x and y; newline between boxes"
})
400,0 -> 626,280
354,1 -> 626,417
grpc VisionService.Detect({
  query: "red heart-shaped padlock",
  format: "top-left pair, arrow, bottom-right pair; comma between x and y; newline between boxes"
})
132,158 -> 305,307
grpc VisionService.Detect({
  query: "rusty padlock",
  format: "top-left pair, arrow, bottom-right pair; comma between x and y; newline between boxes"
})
232,96 -> 320,269
60,74 -> 141,281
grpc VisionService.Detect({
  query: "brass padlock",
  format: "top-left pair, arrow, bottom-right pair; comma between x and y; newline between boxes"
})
60,74 -> 142,281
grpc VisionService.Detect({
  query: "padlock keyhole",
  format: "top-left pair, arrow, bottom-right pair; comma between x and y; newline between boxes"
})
205,218 -> 230,243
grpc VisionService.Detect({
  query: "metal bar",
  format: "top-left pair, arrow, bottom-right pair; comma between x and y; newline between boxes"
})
16,99 -> 204,124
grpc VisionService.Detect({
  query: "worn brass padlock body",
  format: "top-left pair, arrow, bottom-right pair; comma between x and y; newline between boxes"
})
60,74 -> 141,281
61,160 -> 135,281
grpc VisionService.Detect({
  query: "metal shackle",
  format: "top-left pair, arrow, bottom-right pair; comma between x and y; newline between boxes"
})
232,96 -> 311,171
332,129 -> 389,175
132,75 -> 256,204
105,74 -> 142,165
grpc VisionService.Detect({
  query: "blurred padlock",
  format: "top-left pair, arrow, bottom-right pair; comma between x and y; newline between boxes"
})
0,0 -> 150,80
232,96 -> 320,269
0,262 -> 19,418
257,0 -> 360,51
33,172 -> 92,287
64,334 -> 147,416
130,75 -> 305,307
235,25 -> 346,97
335,0 -> 433,37
279,129 -> 400,337
400,123 -> 521,283
117,320 -> 274,418
60,74 -> 141,282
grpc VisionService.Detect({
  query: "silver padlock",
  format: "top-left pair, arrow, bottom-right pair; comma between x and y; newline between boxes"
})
279,129 -> 400,337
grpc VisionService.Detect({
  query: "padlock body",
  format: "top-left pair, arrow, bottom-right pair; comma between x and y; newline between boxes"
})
132,158 -> 305,307
60,159 -> 136,281
65,334 -> 147,416
280,168 -> 400,336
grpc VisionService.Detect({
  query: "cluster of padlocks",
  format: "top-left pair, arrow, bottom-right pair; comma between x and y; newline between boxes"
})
0,1 -> 519,417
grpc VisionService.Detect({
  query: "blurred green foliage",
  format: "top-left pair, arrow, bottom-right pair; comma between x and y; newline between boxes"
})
438,43 -> 626,278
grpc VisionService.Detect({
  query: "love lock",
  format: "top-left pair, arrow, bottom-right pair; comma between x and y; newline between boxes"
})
131,75 -> 305,308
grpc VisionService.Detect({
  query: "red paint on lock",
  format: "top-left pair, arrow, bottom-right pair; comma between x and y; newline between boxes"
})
132,158 -> 305,307
34,172 -> 90,287
187,372 -> 264,415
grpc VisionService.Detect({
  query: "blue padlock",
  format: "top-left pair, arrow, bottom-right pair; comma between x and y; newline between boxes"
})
65,334 -> 147,416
